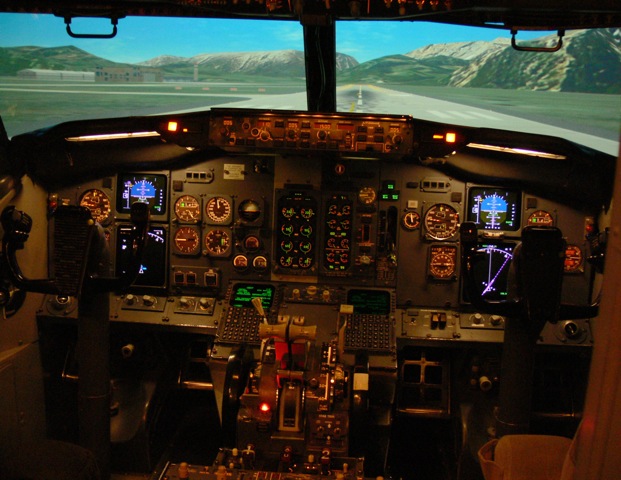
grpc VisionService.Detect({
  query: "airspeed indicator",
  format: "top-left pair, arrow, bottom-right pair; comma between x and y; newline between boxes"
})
424,203 -> 459,240
79,189 -> 111,224
205,196 -> 232,224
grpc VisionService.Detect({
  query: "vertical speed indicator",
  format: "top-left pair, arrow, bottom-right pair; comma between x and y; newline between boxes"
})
428,245 -> 457,280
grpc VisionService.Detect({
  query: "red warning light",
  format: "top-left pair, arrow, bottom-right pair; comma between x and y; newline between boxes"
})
259,402 -> 271,413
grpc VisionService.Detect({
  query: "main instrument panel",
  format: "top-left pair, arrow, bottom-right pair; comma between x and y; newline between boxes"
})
43,109 -> 593,348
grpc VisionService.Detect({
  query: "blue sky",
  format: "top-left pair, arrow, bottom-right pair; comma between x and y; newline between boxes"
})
1,13 -> 543,64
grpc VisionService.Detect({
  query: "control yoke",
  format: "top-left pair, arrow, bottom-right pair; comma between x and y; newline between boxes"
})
460,222 -> 598,335
1,202 -> 150,297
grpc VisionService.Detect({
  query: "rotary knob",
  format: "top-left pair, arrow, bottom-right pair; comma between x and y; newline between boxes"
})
125,294 -> 136,306
142,295 -> 156,307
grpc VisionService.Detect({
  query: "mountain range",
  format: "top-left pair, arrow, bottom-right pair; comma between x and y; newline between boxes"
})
1,28 -> 619,93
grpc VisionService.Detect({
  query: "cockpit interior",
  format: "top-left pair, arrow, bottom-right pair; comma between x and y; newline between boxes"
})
0,1 -> 620,479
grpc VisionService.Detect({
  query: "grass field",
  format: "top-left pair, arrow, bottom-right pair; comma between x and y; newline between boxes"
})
0,78 -> 306,137
384,84 -> 621,140
1,78 -> 620,142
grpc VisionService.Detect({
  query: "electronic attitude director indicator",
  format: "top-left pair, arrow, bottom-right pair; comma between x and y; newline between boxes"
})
116,173 -> 168,219
466,187 -> 520,232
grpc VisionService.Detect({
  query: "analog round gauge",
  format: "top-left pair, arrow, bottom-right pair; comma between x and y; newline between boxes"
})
358,186 -> 377,205
233,254 -> 249,271
401,211 -> 421,231
428,245 -> 457,280
527,210 -> 554,227
564,244 -> 583,272
174,227 -> 200,255
79,189 -> 111,224
244,235 -> 261,251
174,195 -> 201,222
204,229 -> 231,256
238,199 -> 262,223
424,204 -> 460,240
253,255 -> 269,271
205,196 -> 232,224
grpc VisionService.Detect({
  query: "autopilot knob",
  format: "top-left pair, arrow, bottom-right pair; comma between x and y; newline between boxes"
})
199,297 -> 213,310
470,313 -> 484,325
124,294 -> 136,306
179,296 -> 193,309
142,295 -> 156,307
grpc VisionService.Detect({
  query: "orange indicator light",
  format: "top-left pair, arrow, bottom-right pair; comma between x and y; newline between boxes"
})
432,134 -> 444,140
167,121 -> 179,132
446,132 -> 457,143
259,402 -> 270,413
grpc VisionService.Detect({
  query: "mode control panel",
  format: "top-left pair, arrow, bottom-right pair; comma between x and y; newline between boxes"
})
208,109 -> 415,158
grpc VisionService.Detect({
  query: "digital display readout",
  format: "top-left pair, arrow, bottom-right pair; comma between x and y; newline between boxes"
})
230,283 -> 275,309
467,187 -> 521,232
116,173 -> 168,216
347,289 -> 391,315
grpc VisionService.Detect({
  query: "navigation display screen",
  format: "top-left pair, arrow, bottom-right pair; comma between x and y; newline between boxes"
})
473,242 -> 516,302
467,187 -> 521,232
230,283 -> 275,309
347,289 -> 391,315
116,225 -> 167,288
116,173 -> 168,217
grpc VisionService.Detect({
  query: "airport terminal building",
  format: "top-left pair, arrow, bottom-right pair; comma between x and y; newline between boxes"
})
17,66 -> 162,82
17,68 -> 95,81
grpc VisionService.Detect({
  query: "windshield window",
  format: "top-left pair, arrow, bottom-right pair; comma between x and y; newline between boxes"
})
337,22 -> 621,155
1,13 -> 619,155
0,14 -> 307,137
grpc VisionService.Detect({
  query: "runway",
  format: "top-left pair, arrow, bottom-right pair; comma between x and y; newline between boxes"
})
1,82 -> 618,155
191,84 -> 619,156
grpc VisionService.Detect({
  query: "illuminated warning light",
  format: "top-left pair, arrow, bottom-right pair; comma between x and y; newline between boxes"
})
432,132 -> 457,143
167,121 -> 179,132
259,402 -> 271,413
